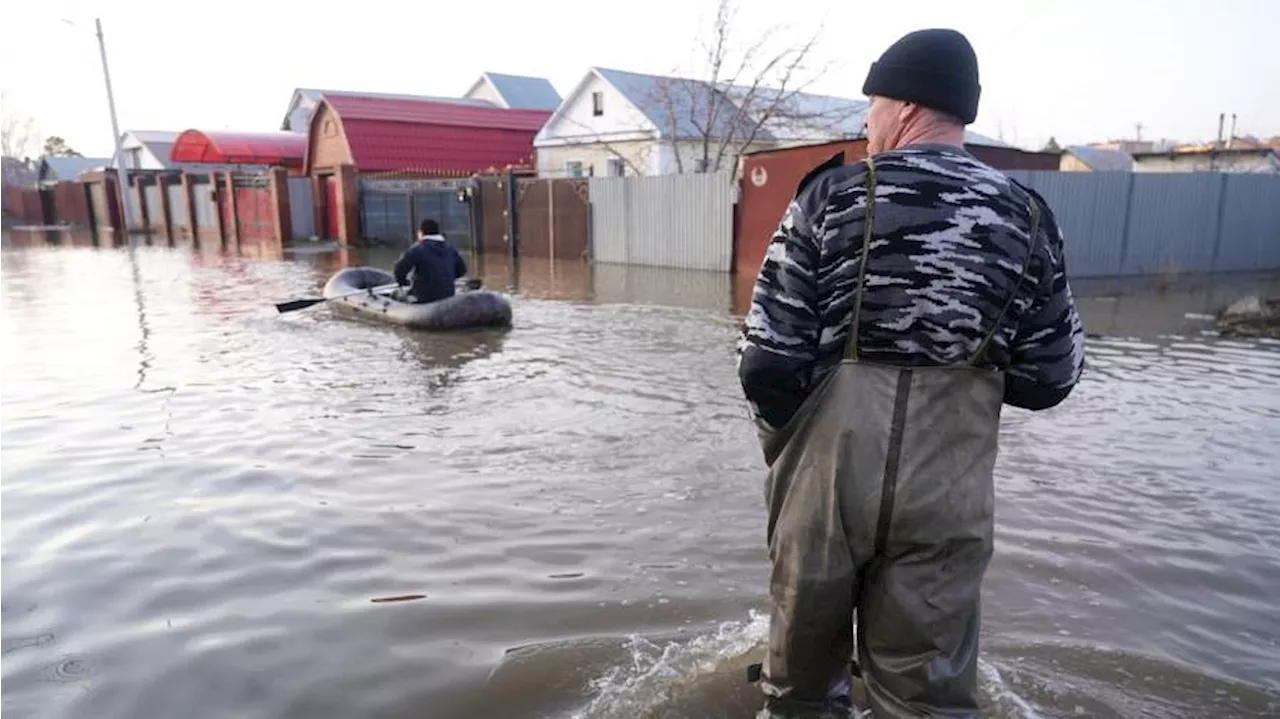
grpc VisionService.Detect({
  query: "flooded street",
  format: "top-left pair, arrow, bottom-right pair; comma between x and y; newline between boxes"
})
3,241 -> 1279,718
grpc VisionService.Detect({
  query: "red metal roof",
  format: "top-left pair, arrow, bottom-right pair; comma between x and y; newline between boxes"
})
313,95 -> 551,174
171,130 -> 307,168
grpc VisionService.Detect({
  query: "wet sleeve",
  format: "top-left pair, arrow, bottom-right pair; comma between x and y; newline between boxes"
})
736,195 -> 823,432
393,247 -> 414,285
1004,206 -> 1086,410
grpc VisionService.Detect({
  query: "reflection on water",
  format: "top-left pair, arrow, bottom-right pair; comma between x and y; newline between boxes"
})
2,241 -> 1279,719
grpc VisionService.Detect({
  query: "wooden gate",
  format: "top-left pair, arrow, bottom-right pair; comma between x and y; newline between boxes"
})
233,173 -> 274,243
515,178 -> 589,260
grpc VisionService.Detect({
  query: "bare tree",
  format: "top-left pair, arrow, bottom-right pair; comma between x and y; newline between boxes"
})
646,0 -> 860,175
43,136 -> 82,157
2,93 -> 40,186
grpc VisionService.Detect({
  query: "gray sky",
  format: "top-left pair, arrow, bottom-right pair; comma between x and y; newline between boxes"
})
2,0 -> 1276,158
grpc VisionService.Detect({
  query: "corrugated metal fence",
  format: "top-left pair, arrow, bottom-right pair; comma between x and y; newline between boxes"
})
1007,171 -> 1280,277
590,171 -> 736,271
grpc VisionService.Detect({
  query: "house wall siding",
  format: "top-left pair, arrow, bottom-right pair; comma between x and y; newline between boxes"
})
537,141 -> 655,178
1060,154 -> 1093,172
118,135 -> 168,170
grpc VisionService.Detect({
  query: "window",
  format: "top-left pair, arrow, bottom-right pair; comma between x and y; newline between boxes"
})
605,158 -> 625,177
565,160 -> 585,178
128,148 -> 144,169
591,91 -> 604,117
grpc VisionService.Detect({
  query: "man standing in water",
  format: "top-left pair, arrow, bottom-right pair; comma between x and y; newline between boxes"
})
737,28 -> 1085,718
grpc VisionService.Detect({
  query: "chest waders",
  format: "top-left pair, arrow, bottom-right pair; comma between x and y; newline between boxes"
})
753,157 -> 1041,718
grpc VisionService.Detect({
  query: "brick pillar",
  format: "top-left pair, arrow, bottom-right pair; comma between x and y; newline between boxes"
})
267,167 -> 291,248
335,163 -> 359,244
180,172 -> 197,243
156,174 -> 173,246
223,172 -> 240,249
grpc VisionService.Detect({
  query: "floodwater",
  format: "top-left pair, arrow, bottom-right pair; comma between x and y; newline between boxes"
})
2,235 -> 1279,719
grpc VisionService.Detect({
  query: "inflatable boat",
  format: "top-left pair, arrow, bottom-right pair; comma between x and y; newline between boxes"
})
322,267 -> 512,330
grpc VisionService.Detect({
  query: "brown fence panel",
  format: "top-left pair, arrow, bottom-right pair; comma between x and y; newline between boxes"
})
515,179 -> 549,258
50,182 -> 92,226
515,178 -> 590,260
26,188 -> 45,224
550,179 -> 589,260
2,187 -> 46,225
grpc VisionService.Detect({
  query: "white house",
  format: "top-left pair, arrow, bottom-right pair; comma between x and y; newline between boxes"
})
533,67 -> 871,178
534,67 -> 1013,178
461,72 -> 561,111
111,130 -> 181,170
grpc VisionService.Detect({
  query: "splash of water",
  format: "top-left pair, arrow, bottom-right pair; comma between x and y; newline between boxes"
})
570,611 -> 1048,719
570,610 -> 770,719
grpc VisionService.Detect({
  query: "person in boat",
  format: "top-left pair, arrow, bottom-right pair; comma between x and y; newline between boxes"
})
392,218 -> 468,304
737,28 -> 1085,719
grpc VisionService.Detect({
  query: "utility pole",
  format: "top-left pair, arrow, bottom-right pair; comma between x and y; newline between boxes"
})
95,17 -> 134,234
1135,122 -> 1144,142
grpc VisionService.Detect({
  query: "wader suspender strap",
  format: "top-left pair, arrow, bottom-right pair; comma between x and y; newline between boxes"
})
843,157 -> 877,362
968,197 -> 1042,367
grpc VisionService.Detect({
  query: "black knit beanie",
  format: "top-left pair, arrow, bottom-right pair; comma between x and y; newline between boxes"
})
862,28 -> 981,124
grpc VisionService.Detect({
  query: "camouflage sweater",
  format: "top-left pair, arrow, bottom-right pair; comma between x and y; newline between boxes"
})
737,144 -> 1086,431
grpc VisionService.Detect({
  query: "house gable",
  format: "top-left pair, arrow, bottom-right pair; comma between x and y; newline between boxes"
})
535,69 -> 658,147
463,76 -> 507,108
304,101 -> 353,174
282,89 -> 321,132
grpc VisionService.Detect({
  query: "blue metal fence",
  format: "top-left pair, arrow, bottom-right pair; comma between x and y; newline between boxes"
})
1007,171 -> 1280,277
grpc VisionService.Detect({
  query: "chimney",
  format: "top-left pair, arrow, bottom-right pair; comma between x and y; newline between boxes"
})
1217,113 -> 1225,149
1229,114 -> 1237,148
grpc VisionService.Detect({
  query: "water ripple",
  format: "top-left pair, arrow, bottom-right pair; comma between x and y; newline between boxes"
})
3,246 -> 1279,718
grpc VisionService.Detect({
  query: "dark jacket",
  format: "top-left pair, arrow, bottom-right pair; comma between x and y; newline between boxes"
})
737,145 -> 1086,431
393,235 -> 467,303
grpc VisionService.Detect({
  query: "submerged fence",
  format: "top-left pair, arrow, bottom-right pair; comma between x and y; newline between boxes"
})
1004,171 -> 1279,277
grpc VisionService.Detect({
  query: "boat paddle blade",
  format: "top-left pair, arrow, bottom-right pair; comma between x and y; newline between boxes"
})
275,297 -> 326,313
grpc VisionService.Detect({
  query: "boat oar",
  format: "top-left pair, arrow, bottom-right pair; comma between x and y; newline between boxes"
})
275,283 -> 399,314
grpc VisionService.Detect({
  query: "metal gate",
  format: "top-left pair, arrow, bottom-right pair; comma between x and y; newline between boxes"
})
288,177 -> 314,240
360,177 -> 474,250
232,173 -> 274,243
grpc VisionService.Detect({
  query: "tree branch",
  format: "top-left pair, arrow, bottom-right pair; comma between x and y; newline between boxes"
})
554,114 -> 653,176
640,0 -> 847,175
